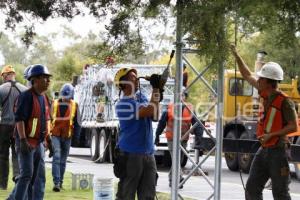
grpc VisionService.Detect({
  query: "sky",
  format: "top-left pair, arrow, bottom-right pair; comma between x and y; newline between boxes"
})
0,7 -> 106,50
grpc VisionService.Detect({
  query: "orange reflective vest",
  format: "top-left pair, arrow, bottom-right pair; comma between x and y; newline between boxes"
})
165,103 -> 192,140
257,91 -> 299,147
26,89 -> 50,147
51,99 -> 77,138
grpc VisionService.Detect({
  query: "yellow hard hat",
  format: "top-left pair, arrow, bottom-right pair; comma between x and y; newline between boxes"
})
114,68 -> 137,89
1,65 -> 15,76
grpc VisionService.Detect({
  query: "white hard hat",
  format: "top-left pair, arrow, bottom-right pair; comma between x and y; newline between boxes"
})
256,62 -> 284,81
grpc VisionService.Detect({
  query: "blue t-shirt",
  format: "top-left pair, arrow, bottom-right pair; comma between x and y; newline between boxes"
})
15,89 -> 47,142
116,92 -> 154,154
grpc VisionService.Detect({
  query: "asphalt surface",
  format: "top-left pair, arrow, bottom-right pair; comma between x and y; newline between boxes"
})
45,147 -> 300,200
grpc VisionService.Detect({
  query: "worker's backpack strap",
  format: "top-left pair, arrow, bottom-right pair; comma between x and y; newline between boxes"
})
2,81 -> 21,107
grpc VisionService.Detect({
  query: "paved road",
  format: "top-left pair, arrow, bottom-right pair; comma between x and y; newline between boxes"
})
46,147 -> 300,200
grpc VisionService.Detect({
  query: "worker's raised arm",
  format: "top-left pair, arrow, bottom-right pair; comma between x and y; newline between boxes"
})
138,88 -> 160,119
230,45 -> 259,89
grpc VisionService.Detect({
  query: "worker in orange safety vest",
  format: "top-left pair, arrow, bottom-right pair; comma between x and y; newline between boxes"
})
50,83 -> 81,192
231,44 -> 298,200
155,88 -> 204,189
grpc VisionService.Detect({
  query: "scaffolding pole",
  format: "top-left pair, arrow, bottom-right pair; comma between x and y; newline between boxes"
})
214,14 -> 226,199
214,60 -> 225,200
171,0 -> 183,199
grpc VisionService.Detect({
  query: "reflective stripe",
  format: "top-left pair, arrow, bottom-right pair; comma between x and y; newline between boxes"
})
265,107 -> 276,133
68,100 -> 76,137
51,100 -> 59,130
29,118 -> 38,137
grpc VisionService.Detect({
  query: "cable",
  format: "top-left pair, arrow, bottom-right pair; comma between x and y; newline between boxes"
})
233,10 -> 246,191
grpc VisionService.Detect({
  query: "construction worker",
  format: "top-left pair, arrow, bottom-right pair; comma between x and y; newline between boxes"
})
114,67 -> 162,200
155,88 -> 204,188
0,65 -> 27,189
51,83 -> 81,192
7,64 -> 52,200
23,65 -> 52,200
231,45 -> 298,200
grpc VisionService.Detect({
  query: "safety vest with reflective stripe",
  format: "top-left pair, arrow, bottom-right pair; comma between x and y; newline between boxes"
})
25,89 -> 50,147
165,103 -> 192,141
257,91 -> 289,147
51,99 -> 77,138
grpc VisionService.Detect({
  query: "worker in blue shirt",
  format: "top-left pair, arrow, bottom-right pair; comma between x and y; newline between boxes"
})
7,64 -> 52,200
114,67 -> 162,200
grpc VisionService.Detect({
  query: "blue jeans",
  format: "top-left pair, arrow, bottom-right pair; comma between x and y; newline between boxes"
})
33,144 -> 45,200
7,143 -> 45,200
9,141 -> 44,200
51,136 -> 71,186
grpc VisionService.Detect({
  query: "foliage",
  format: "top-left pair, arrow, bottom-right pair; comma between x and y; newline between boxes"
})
2,0 -> 300,103
51,53 -> 82,92
1,0 -> 300,60
0,34 -> 27,65
26,35 -> 57,69
236,30 -> 300,81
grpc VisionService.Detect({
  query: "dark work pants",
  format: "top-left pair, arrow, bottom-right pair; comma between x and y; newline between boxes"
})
245,146 -> 291,200
0,124 -> 19,189
116,154 -> 157,200
167,140 -> 187,182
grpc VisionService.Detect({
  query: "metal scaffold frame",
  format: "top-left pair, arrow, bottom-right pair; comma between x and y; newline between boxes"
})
170,1 -> 225,199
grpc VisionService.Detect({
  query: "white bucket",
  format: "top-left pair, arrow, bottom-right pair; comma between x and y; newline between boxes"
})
93,177 -> 114,200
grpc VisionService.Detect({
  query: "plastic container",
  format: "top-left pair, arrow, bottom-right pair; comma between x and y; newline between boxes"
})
93,177 -> 114,200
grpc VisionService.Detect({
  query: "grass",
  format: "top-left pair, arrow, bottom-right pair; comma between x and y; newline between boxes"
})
0,167 -> 194,200
0,168 -> 93,200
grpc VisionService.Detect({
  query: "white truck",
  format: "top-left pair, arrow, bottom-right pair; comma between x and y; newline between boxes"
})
72,64 -> 192,166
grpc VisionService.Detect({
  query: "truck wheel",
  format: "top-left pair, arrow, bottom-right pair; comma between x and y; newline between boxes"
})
111,128 -> 119,163
96,129 -> 108,163
163,151 -> 172,168
155,155 -> 163,166
90,129 -> 99,161
181,154 -> 188,168
224,130 -> 239,171
238,132 -> 254,173
294,137 -> 300,180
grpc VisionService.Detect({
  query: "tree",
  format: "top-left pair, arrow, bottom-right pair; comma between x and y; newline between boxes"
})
2,0 -> 300,78
3,1 -> 299,61
0,33 -> 27,64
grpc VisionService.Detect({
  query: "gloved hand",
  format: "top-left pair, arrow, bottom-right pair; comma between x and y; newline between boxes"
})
149,74 -> 161,89
154,136 -> 160,145
20,138 -> 31,154
45,136 -> 54,158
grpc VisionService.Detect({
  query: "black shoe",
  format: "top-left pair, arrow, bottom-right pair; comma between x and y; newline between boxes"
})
53,184 -> 60,192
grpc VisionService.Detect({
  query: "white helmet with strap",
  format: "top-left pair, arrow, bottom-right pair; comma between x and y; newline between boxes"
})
256,62 -> 284,81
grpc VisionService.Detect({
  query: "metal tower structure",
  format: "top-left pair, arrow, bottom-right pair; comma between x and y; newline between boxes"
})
170,1 -> 225,199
